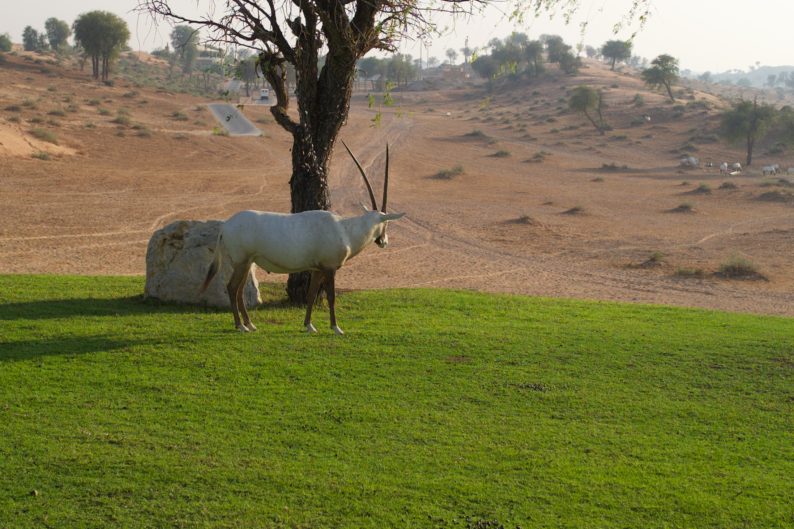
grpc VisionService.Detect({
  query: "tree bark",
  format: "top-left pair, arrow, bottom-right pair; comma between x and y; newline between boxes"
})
285,128 -> 332,302
271,29 -> 358,303
664,81 -> 675,102
583,110 -> 603,134
746,134 -> 754,166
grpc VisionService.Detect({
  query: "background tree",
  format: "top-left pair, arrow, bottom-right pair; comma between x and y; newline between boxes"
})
543,35 -> 568,63
524,40 -> 545,77
37,33 -> 50,52
22,26 -> 40,52
558,50 -> 581,74
446,48 -> 458,65
44,18 -> 72,51
471,54 -> 499,86
601,39 -> 632,70
720,98 -> 777,166
569,85 -> 607,134
73,11 -> 130,82
235,55 -> 259,96
460,37 -> 473,64
641,54 -> 679,101
387,53 -> 417,86
137,0 -> 650,303
0,33 -> 12,53
584,45 -> 597,59
170,25 -> 199,75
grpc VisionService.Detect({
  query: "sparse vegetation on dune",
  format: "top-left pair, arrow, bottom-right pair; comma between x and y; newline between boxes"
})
599,163 -> 631,172
463,129 -> 490,140
509,214 -> 539,225
669,203 -> 695,213
491,149 -> 511,158
29,128 -> 58,145
562,205 -> 585,215
757,190 -> 794,203
717,255 -> 766,280
525,151 -> 551,163
674,267 -> 707,279
687,183 -> 712,194
432,165 -> 465,180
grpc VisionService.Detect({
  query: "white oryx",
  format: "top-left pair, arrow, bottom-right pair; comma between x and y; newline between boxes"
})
762,164 -> 779,176
201,143 -> 404,335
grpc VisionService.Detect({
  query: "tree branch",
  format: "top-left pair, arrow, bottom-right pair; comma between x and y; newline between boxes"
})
259,50 -> 298,133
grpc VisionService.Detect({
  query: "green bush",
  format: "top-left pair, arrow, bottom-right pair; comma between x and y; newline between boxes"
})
29,128 -> 58,145
717,255 -> 765,280
0,33 -> 12,52
112,115 -> 131,126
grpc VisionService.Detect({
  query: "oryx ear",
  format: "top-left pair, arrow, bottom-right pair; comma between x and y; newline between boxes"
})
380,212 -> 405,222
359,201 -> 370,212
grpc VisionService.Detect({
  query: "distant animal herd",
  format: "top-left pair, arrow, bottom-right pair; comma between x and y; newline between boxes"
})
683,158 -> 794,176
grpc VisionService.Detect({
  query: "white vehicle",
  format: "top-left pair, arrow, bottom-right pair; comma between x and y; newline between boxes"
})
259,88 -> 270,101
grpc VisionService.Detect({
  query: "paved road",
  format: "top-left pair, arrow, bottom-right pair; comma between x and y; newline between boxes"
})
207,103 -> 261,136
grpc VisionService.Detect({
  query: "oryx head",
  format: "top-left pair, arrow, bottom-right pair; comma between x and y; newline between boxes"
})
342,141 -> 405,248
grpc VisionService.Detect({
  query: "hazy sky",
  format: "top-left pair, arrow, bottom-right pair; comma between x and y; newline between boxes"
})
2,0 -> 792,73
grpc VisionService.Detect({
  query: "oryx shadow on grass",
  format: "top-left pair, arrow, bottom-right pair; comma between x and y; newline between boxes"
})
0,295 -> 292,322
0,335 -> 158,362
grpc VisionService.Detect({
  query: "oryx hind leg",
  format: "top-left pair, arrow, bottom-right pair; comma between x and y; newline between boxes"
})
303,270 -> 326,334
227,261 -> 251,332
237,264 -> 256,331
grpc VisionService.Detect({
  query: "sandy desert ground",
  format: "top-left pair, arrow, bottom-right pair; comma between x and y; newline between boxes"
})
2,52 -> 794,316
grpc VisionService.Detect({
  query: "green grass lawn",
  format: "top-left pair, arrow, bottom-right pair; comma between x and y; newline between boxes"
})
0,275 -> 792,528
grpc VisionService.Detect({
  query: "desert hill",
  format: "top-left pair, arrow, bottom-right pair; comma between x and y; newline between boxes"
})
1,50 -> 793,315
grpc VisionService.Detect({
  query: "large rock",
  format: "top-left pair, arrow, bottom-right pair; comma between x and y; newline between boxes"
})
145,220 -> 261,308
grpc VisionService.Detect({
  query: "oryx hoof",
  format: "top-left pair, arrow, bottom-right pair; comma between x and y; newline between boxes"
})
306,323 -> 318,334
236,324 -> 250,333
245,322 -> 257,331
332,325 -> 345,336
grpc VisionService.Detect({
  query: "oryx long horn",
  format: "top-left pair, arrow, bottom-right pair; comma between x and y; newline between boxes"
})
342,141 -> 378,211
381,143 -> 389,213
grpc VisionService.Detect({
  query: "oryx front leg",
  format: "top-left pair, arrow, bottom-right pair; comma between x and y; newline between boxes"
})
227,262 -> 252,332
303,270 -> 325,334
325,270 -> 343,335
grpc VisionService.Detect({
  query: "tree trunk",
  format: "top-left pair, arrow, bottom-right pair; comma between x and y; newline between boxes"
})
746,135 -> 754,166
285,129 -> 332,302
583,110 -> 603,135
280,52 -> 356,303
665,81 -> 675,102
